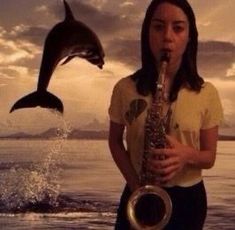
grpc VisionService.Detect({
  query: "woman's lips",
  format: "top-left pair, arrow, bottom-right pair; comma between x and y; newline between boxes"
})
161,48 -> 172,53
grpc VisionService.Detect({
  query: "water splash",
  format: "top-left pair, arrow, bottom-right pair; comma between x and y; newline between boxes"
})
40,111 -> 72,178
0,167 -> 59,212
0,112 -> 72,212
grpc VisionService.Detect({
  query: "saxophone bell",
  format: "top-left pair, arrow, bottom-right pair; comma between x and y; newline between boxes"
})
127,185 -> 172,230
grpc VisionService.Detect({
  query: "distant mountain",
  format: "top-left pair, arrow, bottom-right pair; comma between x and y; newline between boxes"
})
80,118 -> 108,131
0,128 -> 108,140
0,129 -> 234,141
34,128 -> 58,138
218,135 -> 235,141
4,132 -> 31,139
69,129 -> 108,139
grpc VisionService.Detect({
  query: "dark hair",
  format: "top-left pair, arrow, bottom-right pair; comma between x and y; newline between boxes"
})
132,0 -> 204,101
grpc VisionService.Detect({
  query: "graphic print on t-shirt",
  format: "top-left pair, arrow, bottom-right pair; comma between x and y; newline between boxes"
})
125,99 -> 147,125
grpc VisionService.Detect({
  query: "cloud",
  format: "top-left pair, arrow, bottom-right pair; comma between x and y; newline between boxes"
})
56,1 -> 120,31
191,0 -> 235,41
120,1 -> 134,7
9,25 -> 48,47
105,39 -> 235,81
209,77 -> 235,132
51,0 -> 140,40
35,5 -> 49,14
0,1 -> 141,70
105,38 -> 140,68
0,36 -> 36,65
0,30 -> 41,80
226,64 -> 235,78
198,41 -> 235,80
0,2 -> 234,83
0,0 -> 234,135
0,67 -> 21,79
0,26 -> 7,37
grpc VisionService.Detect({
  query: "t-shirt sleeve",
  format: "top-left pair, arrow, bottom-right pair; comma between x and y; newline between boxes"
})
108,82 -> 125,124
201,83 -> 224,129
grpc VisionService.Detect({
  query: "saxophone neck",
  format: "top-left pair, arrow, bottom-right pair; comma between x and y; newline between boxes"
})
156,51 -> 170,88
154,51 -> 170,106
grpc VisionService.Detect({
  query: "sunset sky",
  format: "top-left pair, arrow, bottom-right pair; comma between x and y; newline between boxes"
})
0,0 -> 234,135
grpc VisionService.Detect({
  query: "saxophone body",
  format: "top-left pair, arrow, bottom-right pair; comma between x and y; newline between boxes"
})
127,51 -> 172,230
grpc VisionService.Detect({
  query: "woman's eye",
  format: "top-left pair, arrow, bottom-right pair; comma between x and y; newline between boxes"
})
173,26 -> 184,33
153,24 -> 164,31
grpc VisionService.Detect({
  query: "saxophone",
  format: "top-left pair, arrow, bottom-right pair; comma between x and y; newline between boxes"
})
127,51 -> 172,230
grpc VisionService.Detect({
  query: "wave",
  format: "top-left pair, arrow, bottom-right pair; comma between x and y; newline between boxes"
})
0,193 -> 117,214
0,163 -> 117,214
0,162 -> 86,171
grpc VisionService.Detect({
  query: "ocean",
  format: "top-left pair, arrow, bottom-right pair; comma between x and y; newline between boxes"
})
0,137 -> 234,230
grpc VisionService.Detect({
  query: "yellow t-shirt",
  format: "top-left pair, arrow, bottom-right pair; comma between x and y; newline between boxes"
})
108,76 -> 223,187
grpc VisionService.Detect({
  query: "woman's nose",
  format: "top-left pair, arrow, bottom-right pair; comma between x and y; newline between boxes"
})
163,26 -> 173,42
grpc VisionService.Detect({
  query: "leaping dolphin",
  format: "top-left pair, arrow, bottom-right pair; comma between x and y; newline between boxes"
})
10,0 -> 105,114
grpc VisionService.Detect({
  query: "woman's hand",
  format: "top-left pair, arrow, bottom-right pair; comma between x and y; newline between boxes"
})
148,135 -> 193,184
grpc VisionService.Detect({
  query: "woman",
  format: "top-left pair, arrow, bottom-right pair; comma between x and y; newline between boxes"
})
108,0 -> 223,229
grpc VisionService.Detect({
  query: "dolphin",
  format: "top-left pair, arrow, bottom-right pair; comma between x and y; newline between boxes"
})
10,0 -> 105,114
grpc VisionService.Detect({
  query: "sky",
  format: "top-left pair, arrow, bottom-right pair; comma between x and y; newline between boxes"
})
0,0 -> 234,135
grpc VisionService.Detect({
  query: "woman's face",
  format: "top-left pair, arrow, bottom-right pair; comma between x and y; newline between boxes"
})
149,2 -> 189,67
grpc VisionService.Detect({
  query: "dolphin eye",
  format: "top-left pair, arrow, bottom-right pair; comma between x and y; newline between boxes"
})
80,51 -> 88,56
87,49 -> 96,56
88,55 -> 99,60
77,50 -> 93,58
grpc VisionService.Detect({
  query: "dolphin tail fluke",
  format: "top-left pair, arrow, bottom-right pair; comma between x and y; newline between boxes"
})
10,91 -> 64,114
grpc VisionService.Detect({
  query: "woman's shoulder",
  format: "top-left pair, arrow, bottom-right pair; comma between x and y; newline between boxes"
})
201,81 -> 219,96
113,75 -> 136,90
202,81 -> 216,89
179,81 -> 220,102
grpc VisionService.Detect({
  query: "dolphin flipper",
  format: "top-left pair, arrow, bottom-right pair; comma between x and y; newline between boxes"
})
61,56 -> 76,65
10,91 -> 63,113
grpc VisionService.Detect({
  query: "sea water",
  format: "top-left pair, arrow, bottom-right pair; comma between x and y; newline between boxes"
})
0,139 -> 234,230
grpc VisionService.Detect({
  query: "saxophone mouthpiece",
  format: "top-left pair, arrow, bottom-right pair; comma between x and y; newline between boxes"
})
160,50 -> 170,63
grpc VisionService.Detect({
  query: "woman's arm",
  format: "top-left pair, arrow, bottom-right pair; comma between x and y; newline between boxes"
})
109,121 -> 140,192
189,125 -> 219,168
149,126 -> 219,184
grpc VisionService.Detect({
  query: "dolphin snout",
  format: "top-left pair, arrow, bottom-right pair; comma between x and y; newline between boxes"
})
98,60 -> 104,69
87,55 -> 104,69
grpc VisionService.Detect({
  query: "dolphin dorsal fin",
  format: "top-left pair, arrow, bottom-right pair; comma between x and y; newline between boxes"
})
63,0 -> 75,21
